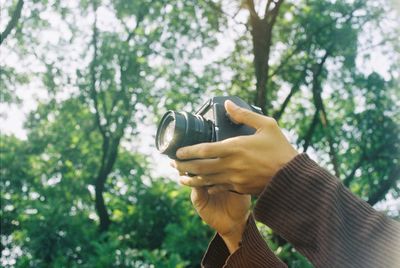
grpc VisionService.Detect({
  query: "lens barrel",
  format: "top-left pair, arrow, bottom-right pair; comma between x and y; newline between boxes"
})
156,111 -> 215,159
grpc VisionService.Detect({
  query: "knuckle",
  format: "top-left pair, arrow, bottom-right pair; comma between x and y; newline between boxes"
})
265,117 -> 278,128
229,175 -> 240,184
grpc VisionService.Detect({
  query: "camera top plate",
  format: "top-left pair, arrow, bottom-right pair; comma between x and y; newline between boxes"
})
197,96 -> 263,141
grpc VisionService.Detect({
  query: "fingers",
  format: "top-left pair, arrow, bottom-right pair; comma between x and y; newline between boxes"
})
172,158 -> 226,176
180,176 -> 214,187
176,140 -> 235,160
180,173 -> 229,187
206,184 -> 233,195
225,100 -> 274,130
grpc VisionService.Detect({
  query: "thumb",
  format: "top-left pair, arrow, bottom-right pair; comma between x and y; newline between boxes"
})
207,184 -> 233,195
225,100 -> 266,130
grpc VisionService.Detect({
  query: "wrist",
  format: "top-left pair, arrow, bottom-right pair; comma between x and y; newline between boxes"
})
272,147 -> 299,180
219,214 -> 249,253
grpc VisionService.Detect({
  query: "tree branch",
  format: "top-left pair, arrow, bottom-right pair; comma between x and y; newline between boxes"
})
273,66 -> 308,122
265,0 -> 283,28
0,0 -> 24,45
273,85 -> 297,121
343,143 -> 387,187
264,0 -> 273,19
324,115 -> 340,178
89,11 -> 107,139
246,0 -> 259,20
299,49 -> 330,153
268,6 -> 360,80
126,12 -> 145,43
268,46 -> 301,79
304,48 -> 340,178
204,1 -> 248,29
343,155 -> 365,187
302,109 -> 319,152
367,166 -> 400,206
311,50 -> 341,178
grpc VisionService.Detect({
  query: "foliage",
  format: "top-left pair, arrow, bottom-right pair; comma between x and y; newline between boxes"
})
1,0 -> 399,267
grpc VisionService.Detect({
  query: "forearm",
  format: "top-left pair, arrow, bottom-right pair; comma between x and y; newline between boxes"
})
219,217 -> 248,254
254,153 -> 400,267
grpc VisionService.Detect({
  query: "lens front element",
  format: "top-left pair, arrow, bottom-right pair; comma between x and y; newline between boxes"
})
155,111 -> 215,159
159,119 -> 175,151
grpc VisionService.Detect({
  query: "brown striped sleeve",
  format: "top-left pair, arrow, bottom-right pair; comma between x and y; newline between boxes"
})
254,153 -> 400,268
202,215 -> 287,267
201,232 -> 230,268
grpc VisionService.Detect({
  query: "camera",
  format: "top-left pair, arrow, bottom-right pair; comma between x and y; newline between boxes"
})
155,96 -> 262,159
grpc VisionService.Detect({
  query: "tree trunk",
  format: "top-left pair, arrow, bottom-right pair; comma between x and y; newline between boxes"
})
95,174 -> 111,232
250,18 -> 269,113
246,0 -> 283,114
94,136 -> 121,232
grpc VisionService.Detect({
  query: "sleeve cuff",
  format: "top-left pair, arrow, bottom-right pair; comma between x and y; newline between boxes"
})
254,153 -> 334,247
202,214 -> 286,267
201,231 -> 230,268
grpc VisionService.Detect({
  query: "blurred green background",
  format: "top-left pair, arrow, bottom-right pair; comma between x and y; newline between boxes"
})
1,0 -> 399,267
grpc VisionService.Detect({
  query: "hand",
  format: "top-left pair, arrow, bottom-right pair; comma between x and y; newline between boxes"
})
190,187 -> 251,253
174,100 -> 298,195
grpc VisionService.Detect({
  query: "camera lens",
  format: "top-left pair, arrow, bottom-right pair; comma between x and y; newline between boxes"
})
158,118 -> 175,152
156,111 -> 215,159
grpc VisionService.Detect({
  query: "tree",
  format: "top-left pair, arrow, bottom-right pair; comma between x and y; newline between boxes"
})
76,0 -> 225,232
1,0 -> 398,267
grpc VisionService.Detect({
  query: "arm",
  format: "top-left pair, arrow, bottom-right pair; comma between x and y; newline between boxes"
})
254,153 -> 400,268
174,100 -> 400,267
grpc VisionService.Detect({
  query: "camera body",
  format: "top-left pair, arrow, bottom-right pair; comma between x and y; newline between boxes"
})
156,96 -> 262,159
196,96 -> 262,141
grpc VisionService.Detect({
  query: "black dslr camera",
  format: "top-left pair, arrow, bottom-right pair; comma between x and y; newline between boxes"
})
155,96 -> 262,159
